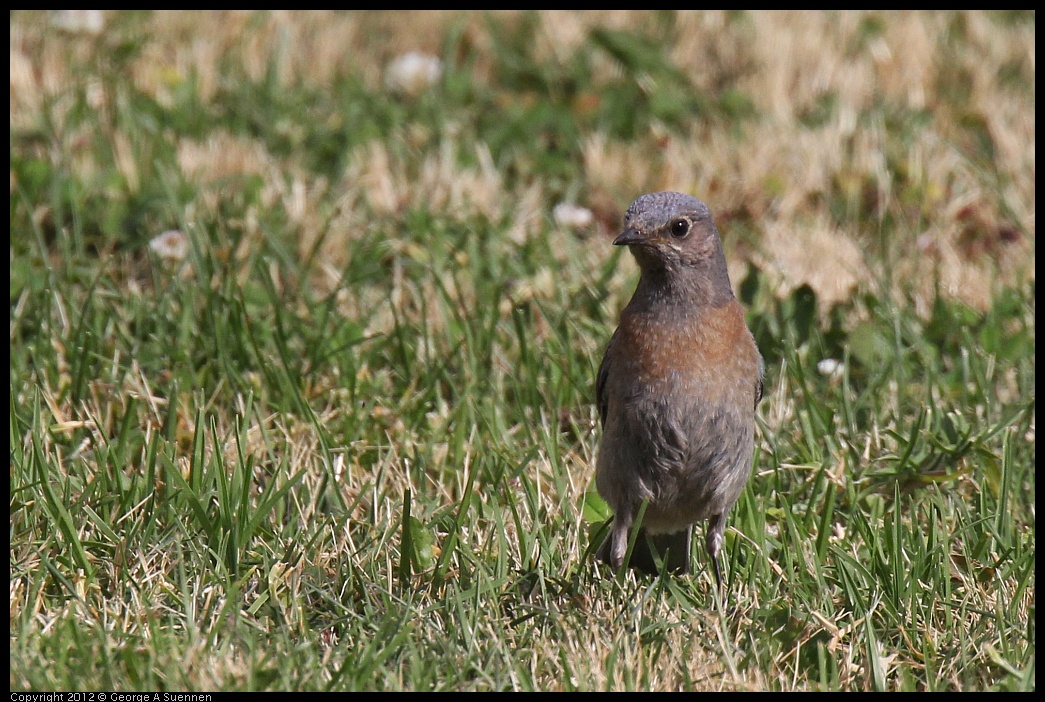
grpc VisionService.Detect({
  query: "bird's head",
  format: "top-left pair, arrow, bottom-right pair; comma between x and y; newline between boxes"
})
614,191 -> 734,302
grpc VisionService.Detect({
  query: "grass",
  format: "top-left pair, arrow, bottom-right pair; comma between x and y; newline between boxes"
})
9,10 -> 1035,691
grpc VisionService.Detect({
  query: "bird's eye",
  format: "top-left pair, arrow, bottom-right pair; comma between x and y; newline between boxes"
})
669,219 -> 689,238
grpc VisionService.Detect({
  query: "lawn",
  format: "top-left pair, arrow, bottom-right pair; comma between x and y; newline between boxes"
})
9,10 -> 1035,691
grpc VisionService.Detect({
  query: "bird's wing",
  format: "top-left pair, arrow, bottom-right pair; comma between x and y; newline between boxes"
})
755,352 -> 765,408
595,329 -> 618,429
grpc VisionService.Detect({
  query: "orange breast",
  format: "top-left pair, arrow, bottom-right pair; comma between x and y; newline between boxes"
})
615,299 -> 759,403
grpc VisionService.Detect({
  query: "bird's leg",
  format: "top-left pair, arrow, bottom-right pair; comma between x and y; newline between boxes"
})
595,507 -> 635,570
706,512 -> 727,590
608,511 -> 633,569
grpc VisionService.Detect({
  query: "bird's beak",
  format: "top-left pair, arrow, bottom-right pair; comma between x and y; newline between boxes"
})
613,228 -> 644,247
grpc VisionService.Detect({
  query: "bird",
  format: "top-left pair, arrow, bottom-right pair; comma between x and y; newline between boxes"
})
594,191 -> 764,587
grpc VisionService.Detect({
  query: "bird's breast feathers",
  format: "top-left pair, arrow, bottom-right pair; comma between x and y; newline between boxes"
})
610,298 -> 759,407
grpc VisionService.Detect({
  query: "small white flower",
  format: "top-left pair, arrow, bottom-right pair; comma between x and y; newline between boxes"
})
817,358 -> 845,379
553,203 -> 594,229
52,10 -> 105,35
916,233 -> 937,254
385,52 -> 442,96
149,230 -> 189,262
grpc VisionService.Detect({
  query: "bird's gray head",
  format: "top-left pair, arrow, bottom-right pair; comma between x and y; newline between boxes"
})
621,191 -> 711,236
613,192 -> 734,303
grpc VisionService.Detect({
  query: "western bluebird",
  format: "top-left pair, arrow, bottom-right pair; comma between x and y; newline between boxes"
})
594,191 -> 764,586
